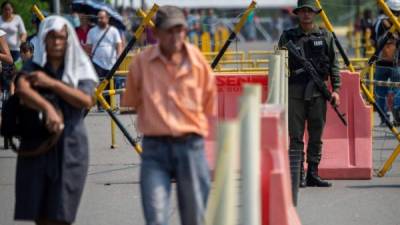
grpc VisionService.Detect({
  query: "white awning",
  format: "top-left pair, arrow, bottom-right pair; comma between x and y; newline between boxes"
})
147,0 -> 296,8
119,0 -> 296,8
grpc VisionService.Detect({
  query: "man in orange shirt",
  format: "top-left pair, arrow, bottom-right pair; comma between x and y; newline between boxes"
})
122,6 -> 216,225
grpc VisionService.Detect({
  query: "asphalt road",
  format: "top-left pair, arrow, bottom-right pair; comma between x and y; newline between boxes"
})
1,40 -> 400,225
0,112 -> 399,225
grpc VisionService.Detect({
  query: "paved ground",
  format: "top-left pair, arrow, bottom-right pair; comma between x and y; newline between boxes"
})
1,39 -> 400,225
0,111 -> 400,225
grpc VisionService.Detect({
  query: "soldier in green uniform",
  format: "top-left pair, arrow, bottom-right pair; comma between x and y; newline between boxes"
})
278,0 -> 341,187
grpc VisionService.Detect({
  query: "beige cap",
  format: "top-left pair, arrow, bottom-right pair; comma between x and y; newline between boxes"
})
155,6 -> 188,30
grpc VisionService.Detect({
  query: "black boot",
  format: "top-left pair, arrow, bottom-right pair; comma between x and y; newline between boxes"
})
393,108 -> 400,126
300,163 -> 307,188
306,162 -> 332,187
4,138 -> 9,150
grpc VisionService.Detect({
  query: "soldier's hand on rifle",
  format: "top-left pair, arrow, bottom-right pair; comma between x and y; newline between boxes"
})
331,91 -> 340,106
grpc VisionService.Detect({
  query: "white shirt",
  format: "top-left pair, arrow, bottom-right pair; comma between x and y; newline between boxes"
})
29,35 -> 39,52
0,15 -> 26,51
87,25 -> 121,70
0,29 -> 5,70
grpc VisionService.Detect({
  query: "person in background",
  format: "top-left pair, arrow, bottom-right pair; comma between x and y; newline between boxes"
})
0,33 -> 17,150
200,9 -> 207,34
0,28 -> 12,66
185,8 -> 196,42
0,1 -> 27,61
0,26 -> 12,150
193,10 -> 202,38
87,10 -> 122,111
203,8 -> 219,49
75,13 -> 93,54
0,27 -> 14,97
122,6 -> 216,225
15,42 -> 34,71
372,0 -> 400,125
355,9 -> 374,56
244,11 -> 257,41
87,10 -> 122,78
27,14 -> 42,52
360,9 -> 374,40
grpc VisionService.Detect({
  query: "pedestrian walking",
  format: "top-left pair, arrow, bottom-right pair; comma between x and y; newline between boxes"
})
0,1 -> 26,61
87,9 -> 122,111
122,6 -> 216,225
13,15 -> 98,225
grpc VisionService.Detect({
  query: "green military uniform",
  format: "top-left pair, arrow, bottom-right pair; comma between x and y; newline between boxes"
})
278,25 -> 340,164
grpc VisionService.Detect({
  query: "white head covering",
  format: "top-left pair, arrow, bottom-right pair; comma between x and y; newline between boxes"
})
33,15 -> 98,88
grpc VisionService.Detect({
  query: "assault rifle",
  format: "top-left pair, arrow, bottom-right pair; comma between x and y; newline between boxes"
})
285,40 -> 347,126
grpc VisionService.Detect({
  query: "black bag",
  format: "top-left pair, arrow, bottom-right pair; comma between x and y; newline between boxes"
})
0,66 -> 63,157
1,63 -> 16,92
0,94 -> 20,138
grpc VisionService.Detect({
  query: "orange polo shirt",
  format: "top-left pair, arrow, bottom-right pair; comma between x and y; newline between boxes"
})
122,42 -> 217,137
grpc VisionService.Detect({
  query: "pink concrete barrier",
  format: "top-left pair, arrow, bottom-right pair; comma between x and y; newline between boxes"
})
261,105 -> 301,225
317,71 -> 373,179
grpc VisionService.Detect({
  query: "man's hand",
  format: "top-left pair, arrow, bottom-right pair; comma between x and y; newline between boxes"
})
28,71 -> 57,89
44,106 -> 64,133
331,91 -> 340,106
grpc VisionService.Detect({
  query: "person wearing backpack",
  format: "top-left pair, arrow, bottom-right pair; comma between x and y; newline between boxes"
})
372,0 -> 400,125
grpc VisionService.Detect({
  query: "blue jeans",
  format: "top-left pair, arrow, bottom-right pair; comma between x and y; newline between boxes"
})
375,66 -> 400,120
140,134 -> 210,225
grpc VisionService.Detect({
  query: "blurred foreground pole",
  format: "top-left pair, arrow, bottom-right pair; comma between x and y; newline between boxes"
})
266,54 -> 281,104
240,84 -> 261,225
205,121 -> 239,225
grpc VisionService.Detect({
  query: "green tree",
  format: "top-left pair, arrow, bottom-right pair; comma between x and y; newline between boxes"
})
3,0 -> 49,34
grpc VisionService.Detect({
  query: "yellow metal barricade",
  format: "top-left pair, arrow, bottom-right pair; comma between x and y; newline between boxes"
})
110,78 -> 117,149
214,29 -> 222,52
354,31 -> 361,59
247,50 -> 274,60
364,29 -> 375,58
201,32 -> 212,54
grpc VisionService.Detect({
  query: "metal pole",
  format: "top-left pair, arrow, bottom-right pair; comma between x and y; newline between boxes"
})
141,0 -> 146,10
53,0 -> 61,14
110,78 -> 117,149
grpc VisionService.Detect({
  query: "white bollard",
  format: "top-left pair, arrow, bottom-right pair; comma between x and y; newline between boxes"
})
239,84 -> 261,225
266,53 -> 281,104
279,49 -> 288,106
205,121 -> 239,225
280,49 -> 289,142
